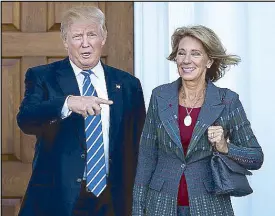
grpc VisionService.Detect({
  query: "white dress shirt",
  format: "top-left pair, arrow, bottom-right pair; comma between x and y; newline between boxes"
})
61,60 -> 110,173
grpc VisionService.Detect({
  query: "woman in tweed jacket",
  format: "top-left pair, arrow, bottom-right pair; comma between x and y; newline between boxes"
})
132,25 -> 264,216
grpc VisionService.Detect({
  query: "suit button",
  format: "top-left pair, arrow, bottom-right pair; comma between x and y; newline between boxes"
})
76,178 -> 82,183
181,164 -> 185,169
81,154 -> 85,159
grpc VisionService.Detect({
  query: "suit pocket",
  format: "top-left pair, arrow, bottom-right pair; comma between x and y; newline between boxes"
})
149,178 -> 165,192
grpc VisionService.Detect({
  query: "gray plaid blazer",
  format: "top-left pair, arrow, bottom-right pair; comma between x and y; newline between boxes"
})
132,79 -> 263,216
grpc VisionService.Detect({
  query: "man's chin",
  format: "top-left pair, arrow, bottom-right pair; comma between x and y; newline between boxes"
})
79,61 -> 98,70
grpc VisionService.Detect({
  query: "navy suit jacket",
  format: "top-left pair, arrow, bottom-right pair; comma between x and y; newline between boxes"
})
17,57 -> 146,216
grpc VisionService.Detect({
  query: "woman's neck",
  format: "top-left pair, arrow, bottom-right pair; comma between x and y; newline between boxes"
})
181,79 -> 206,101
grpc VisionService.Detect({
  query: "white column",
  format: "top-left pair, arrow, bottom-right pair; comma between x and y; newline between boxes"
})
134,2 -> 169,109
247,3 -> 275,216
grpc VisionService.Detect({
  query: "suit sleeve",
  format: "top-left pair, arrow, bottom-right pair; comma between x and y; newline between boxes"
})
227,94 -> 264,170
131,80 -> 146,169
132,90 -> 158,216
17,68 -> 67,135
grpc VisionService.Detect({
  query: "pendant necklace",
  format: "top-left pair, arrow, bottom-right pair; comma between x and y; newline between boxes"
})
182,88 -> 205,127
183,108 -> 193,126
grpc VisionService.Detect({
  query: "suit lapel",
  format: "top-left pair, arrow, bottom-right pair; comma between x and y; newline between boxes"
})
185,81 -> 225,159
156,78 -> 184,159
102,63 -> 123,156
56,57 -> 81,97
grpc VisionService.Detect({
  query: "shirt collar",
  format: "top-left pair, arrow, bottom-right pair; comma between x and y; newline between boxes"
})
69,59 -> 104,79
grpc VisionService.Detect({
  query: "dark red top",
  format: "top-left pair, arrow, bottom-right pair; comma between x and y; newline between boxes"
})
177,105 -> 201,206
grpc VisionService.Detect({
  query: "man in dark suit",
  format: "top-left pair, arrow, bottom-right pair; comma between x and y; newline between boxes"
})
17,6 -> 145,216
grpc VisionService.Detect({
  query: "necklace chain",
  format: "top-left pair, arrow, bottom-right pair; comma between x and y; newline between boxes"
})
185,100 -> 199,116
180,84 -> 206,126
181,87 -> 206,116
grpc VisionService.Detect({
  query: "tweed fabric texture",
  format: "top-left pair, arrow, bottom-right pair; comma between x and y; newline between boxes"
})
132,79 -> 263,216
177,206 -> 190,216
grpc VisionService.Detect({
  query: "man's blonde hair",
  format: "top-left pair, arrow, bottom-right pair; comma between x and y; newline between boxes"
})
60,6 -> 107,41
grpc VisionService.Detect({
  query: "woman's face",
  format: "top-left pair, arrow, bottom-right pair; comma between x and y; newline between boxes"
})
176,36 -> 212,82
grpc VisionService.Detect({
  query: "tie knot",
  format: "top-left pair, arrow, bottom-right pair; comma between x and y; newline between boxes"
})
81,70 -> 93,78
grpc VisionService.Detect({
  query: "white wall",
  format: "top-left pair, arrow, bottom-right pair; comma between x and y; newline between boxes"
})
134,2 -> 275,215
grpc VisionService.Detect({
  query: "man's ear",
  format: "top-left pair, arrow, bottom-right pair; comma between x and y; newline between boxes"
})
101,31 -> 107,47
101,37 -> 106,47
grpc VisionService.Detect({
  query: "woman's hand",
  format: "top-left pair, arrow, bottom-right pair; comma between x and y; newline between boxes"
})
208,126 -> 228,154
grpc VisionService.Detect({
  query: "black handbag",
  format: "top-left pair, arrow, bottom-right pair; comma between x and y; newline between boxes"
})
211,150 -> 253,197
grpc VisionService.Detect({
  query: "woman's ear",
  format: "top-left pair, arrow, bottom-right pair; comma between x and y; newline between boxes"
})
207,59 -> 214,68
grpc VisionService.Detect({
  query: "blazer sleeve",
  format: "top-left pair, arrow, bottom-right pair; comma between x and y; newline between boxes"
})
17,68 -> 67,135
132,91 -> 158,216
227,94 -> 264,170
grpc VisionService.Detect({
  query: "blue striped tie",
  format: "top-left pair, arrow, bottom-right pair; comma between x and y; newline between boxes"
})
81,70 -> 107,197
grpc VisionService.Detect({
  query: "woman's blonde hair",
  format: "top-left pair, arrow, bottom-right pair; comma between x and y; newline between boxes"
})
167,25 -> 241,82
60,6 -> 107,41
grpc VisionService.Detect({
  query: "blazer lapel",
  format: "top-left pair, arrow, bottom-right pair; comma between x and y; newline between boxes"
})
186,81 -> 225,159
102,63 -> 123,157
156,78 -> 184,159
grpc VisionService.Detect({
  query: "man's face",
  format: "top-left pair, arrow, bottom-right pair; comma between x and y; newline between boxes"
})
63,20 -> 106,70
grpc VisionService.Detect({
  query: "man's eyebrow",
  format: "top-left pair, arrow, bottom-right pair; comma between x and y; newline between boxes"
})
70,31 -> 83,35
